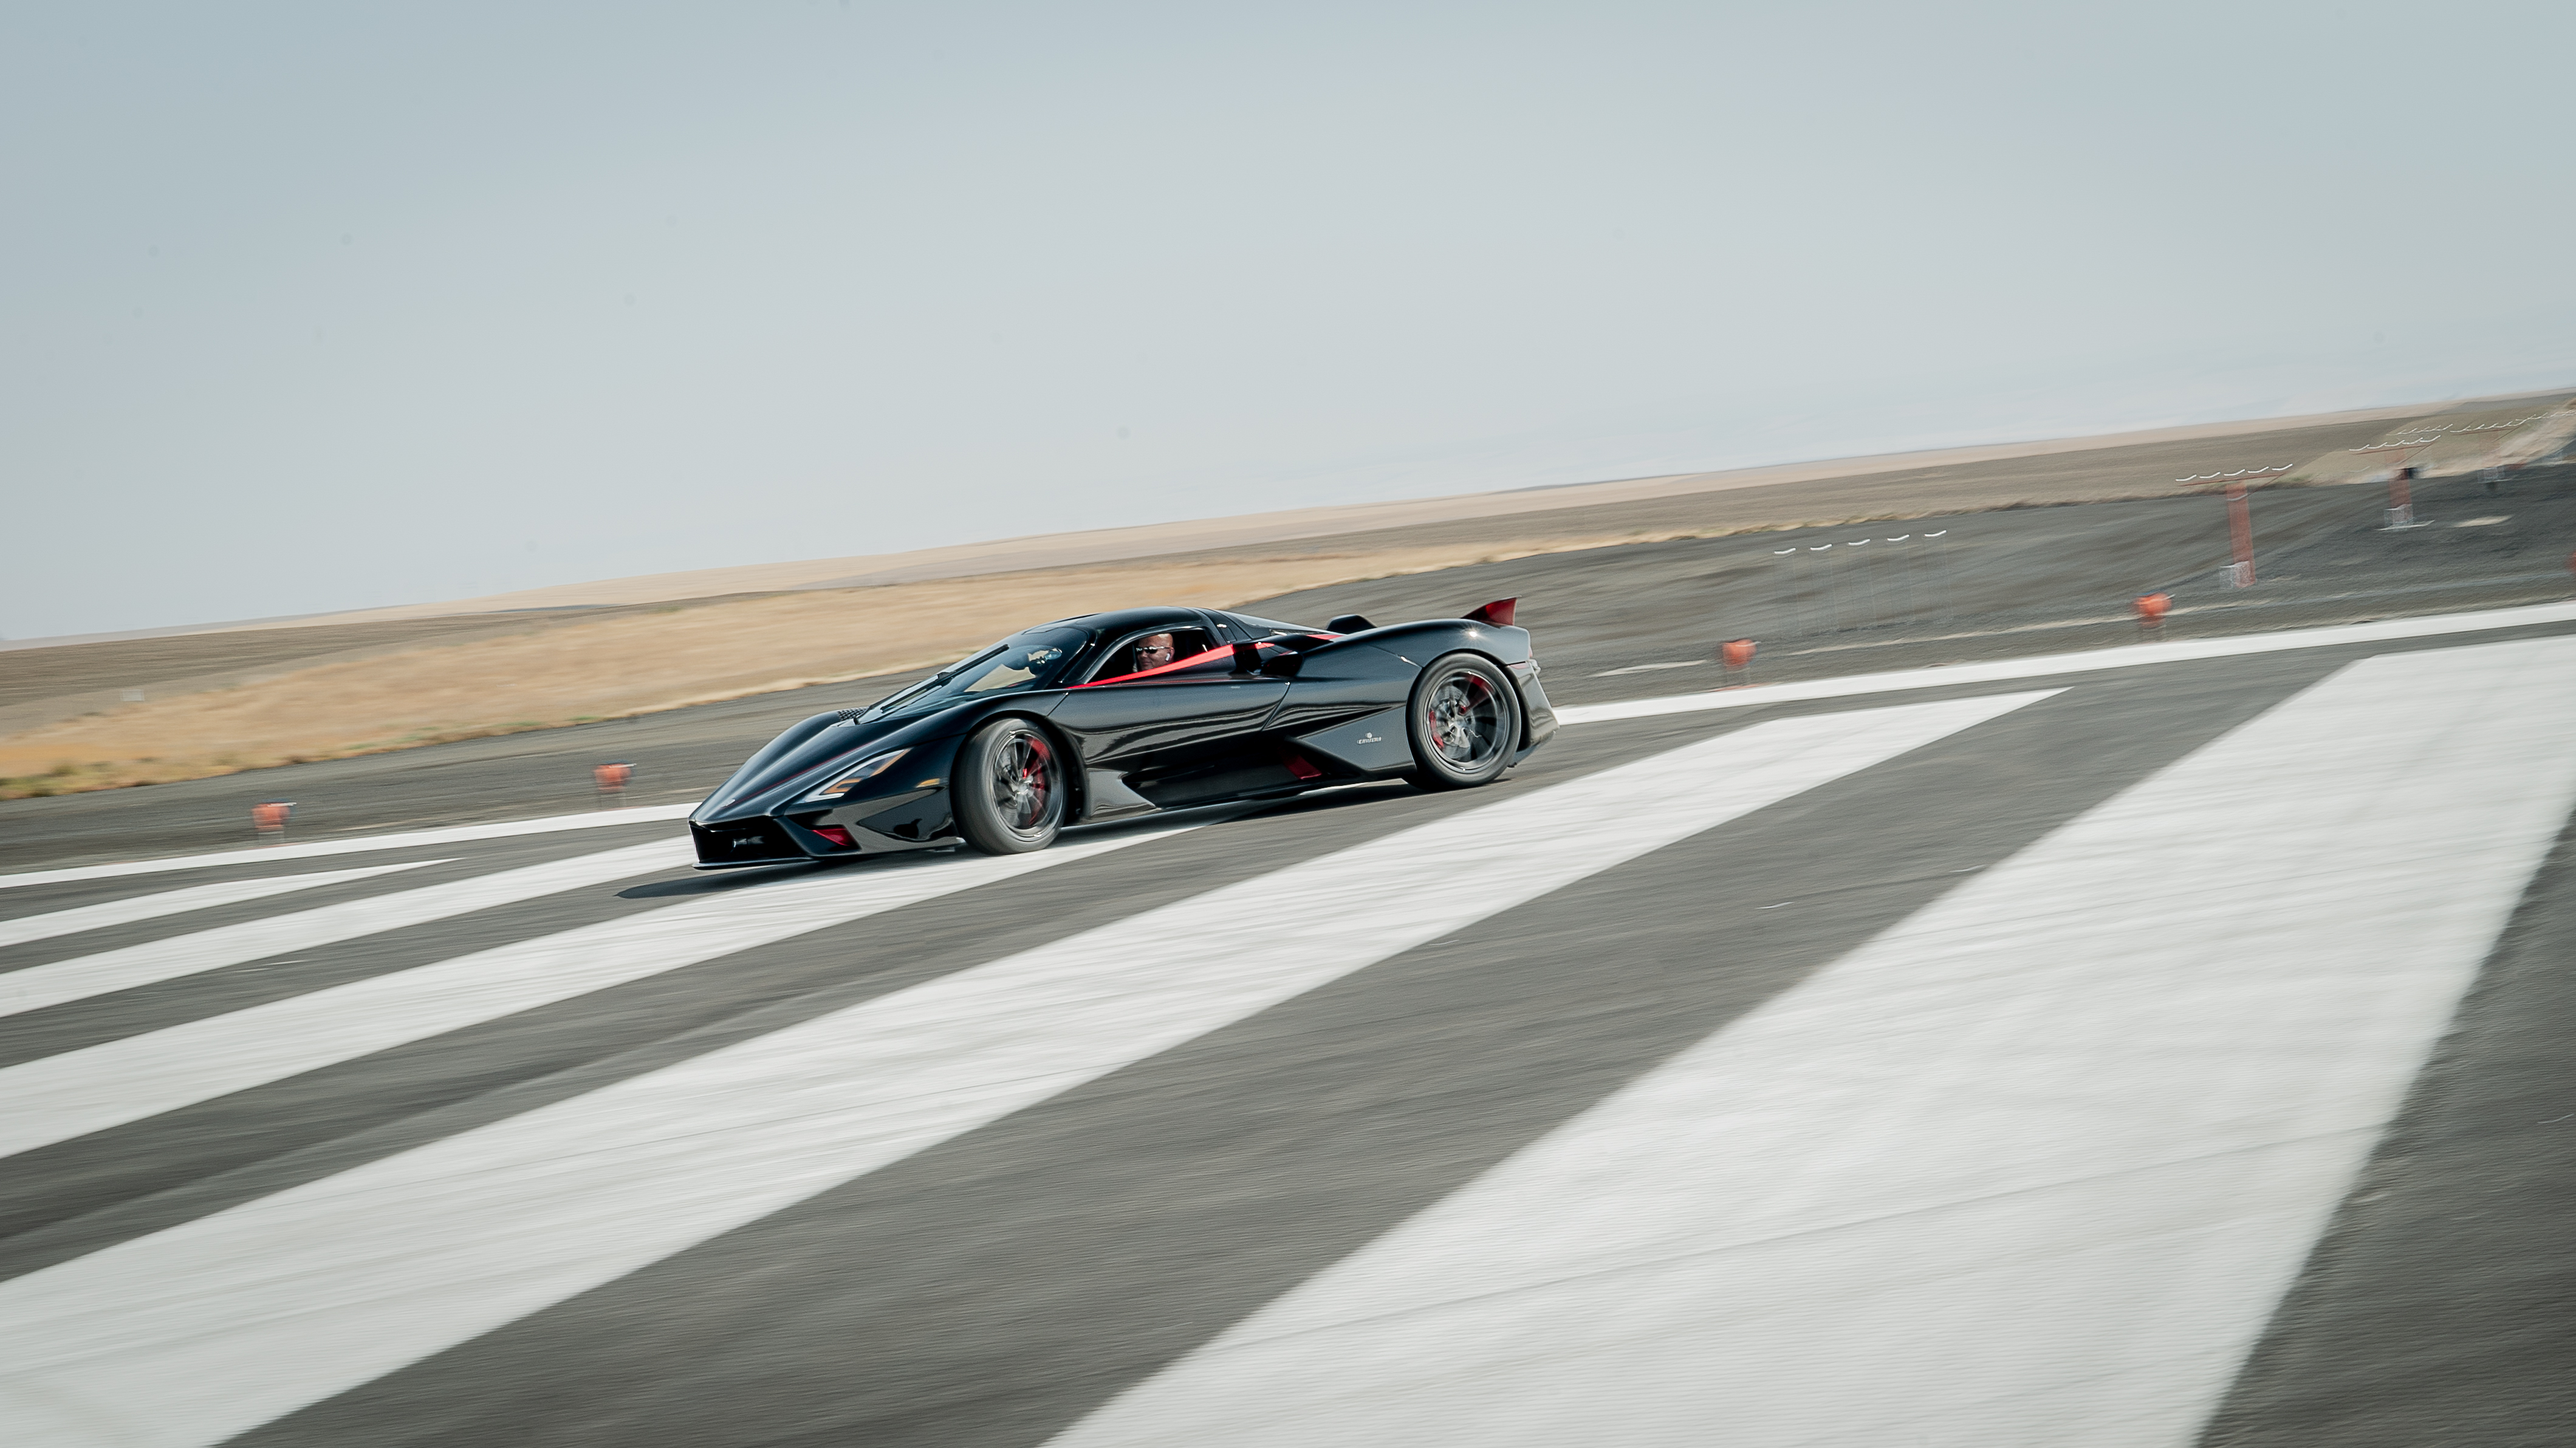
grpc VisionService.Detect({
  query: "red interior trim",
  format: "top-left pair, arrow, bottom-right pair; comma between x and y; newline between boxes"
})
1075,645 -> 1238,688
1073,630 -> 1344,689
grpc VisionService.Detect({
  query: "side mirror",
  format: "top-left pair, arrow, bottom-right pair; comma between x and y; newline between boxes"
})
1261,652 -> 1304,678
1231,643 -> 1261,674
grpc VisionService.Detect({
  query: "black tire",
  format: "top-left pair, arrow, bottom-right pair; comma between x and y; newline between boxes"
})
1405,652 -> 1521,791
954,718 -> 1067,855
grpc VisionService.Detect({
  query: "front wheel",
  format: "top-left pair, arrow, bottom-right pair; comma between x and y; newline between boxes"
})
1406,653 -> 1521,791
954,719 -> 1066,854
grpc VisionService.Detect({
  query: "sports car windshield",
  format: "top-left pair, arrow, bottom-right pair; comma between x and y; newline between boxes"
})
856,625 -> 1092,720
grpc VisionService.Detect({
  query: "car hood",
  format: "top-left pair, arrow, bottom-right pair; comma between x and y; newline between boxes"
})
690,704 -> 978,825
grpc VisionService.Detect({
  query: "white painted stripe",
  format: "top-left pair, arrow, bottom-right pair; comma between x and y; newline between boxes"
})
0,691 -> 2051,1448
0,803 -> 696,892
0,824 -> 1204,1160
1592,661 -> 1706,676
1054,635 -> 2576,1448
0,862 -> 444,952
0,839 -> 688,1019
1553,596 -> 2576,725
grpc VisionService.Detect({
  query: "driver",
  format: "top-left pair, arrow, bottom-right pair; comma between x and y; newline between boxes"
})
1132,632 -> 1177,672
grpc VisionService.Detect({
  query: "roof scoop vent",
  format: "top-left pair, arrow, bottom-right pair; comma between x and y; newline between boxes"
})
1326,614 -> 1374,632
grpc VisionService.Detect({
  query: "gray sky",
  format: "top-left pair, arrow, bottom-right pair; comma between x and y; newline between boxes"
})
7,1 -> 2571,641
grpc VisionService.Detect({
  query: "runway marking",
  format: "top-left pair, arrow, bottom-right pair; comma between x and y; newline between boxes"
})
0,803 -> 696,892
0,825 -> 1205,1161
0,839 -> 688,1020
1553,596 -> 2576,725
1052,634 -> 2576,1448
0,691 -> 2053,1448
0,862 -> 444,952
1592,661 -> 1706,677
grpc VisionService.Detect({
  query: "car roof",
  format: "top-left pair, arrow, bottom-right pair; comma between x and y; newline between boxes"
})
1215,609 -> 1326,635
1047,605 -> 1210,637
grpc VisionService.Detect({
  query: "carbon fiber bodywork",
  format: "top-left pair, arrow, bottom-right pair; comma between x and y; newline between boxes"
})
687,604 -> 1556,867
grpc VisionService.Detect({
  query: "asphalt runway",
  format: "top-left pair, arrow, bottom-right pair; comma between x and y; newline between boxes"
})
2,606 -> 2574,1447
5,463 -> 2569,877
1254,460 -> 2576,681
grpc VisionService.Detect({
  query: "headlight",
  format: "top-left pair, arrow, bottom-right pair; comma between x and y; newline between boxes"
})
801,749 -> 910,803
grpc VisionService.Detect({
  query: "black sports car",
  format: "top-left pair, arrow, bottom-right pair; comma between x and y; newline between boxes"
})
688,598 -> 1556,864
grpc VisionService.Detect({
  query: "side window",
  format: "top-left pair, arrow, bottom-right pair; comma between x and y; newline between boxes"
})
1090,627 -> 1220,683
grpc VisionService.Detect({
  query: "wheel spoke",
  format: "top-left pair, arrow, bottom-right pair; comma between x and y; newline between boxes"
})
1423,668 -> 1506,770
988,731 -> 1054,832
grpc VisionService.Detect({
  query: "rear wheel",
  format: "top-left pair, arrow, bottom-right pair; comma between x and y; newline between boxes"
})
1406,652 -> 1520,790
954,719 -> 1066,854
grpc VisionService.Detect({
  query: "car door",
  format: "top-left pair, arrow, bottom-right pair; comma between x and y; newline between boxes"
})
1048,624 -> 1289,774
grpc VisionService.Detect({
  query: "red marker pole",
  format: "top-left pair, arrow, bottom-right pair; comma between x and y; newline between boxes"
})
2133,593 -> 2171,634
594,762 -> 635,806
2225,484 -> 2256,588
252,801 -> 295,841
